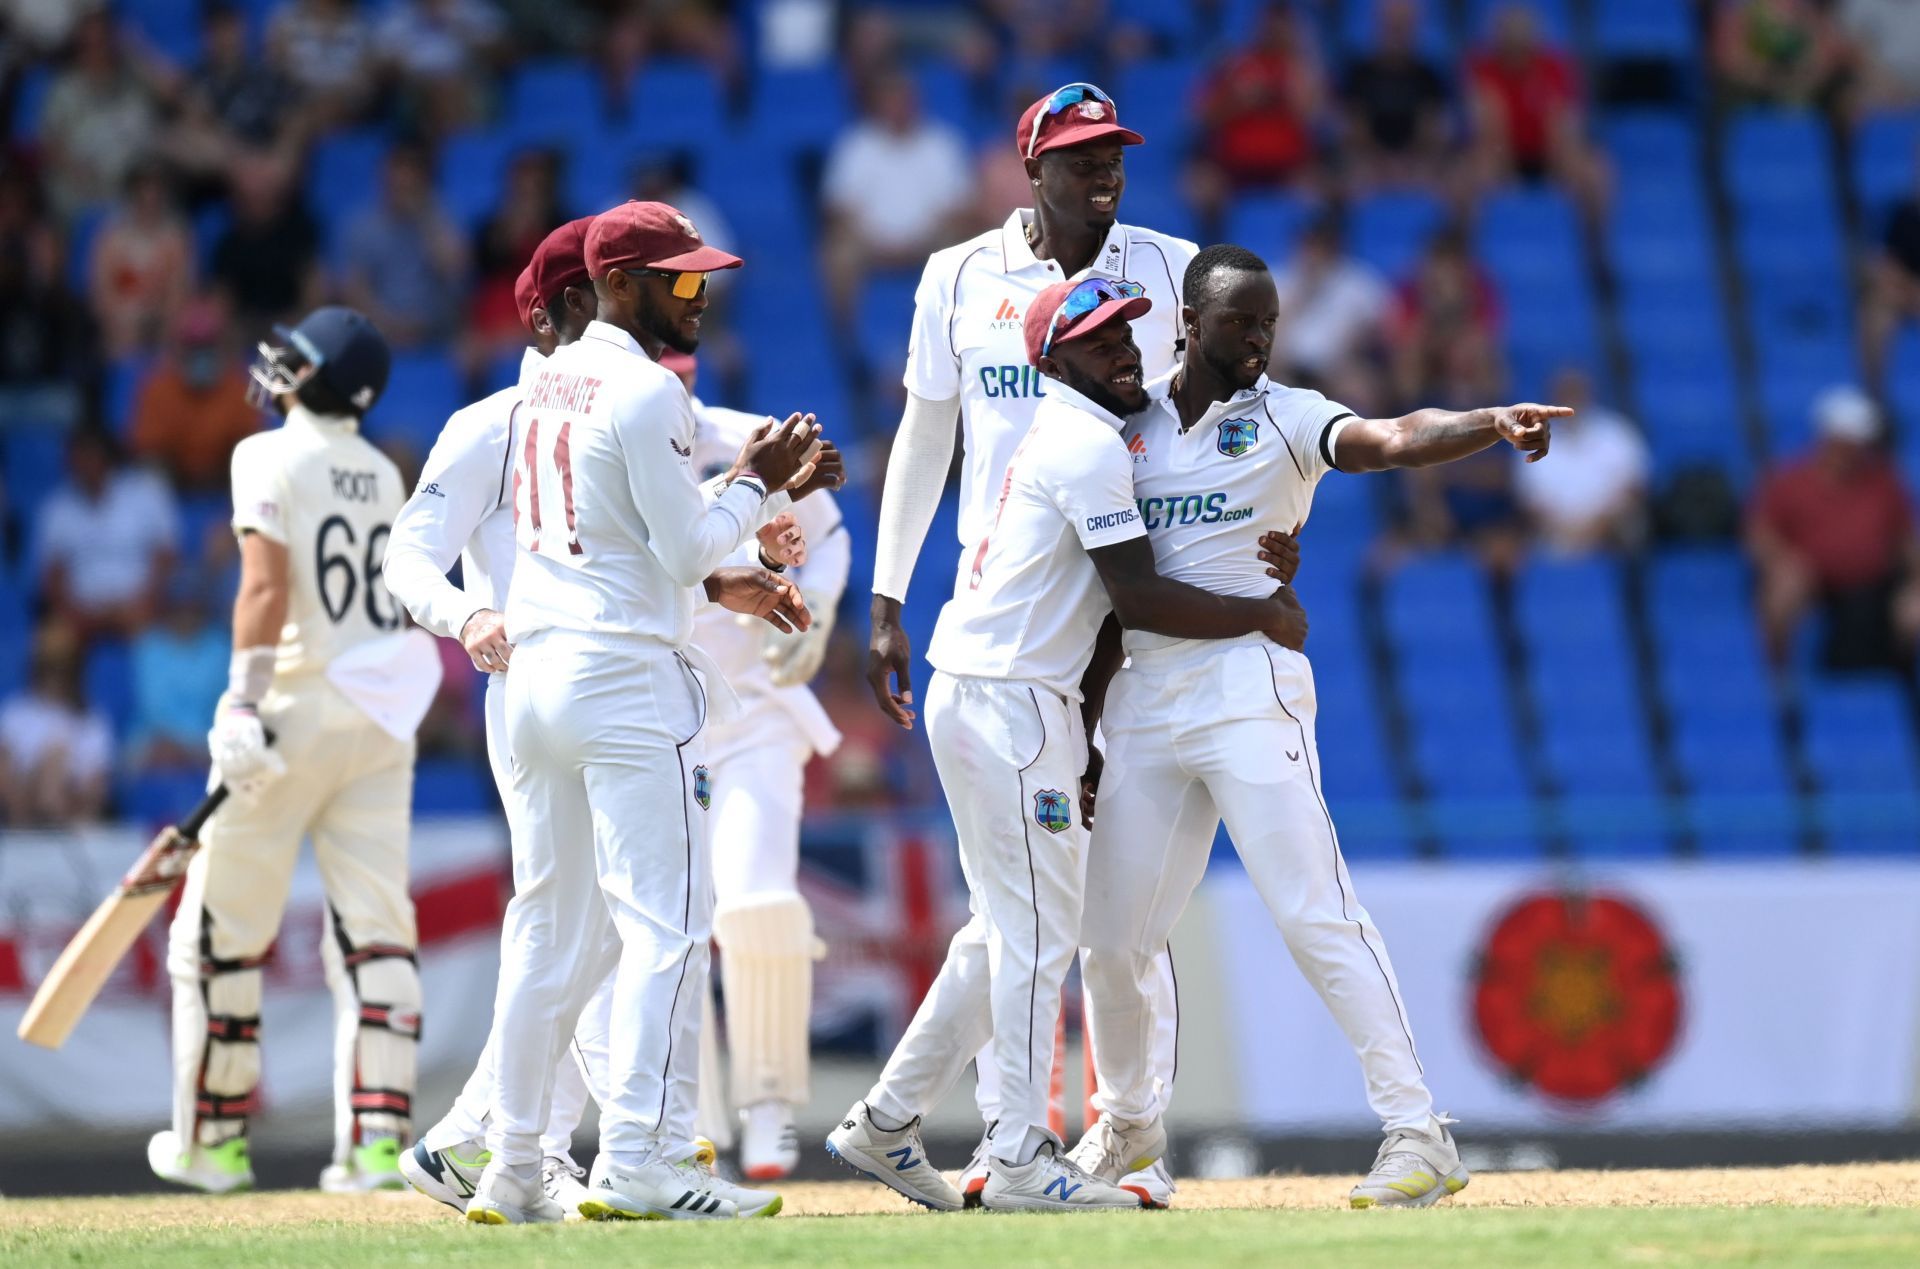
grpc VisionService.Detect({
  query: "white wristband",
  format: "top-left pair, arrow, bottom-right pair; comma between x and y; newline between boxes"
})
228,646 -> 276,705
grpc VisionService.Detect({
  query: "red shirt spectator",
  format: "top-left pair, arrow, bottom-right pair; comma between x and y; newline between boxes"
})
1468,5 -> 1579,171
1195,4 -> 1322,186
1752,447 -> 1912,591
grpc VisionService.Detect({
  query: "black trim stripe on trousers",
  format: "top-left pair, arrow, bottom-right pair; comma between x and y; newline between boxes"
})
1263,650 -> 1423,1074
653,655 -> 710,1133
1014,687 -> 1047,1091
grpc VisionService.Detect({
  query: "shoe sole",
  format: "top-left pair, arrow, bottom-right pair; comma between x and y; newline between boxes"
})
1121,1183 -> 1171,1210
1350,1169 -> 1470,1210
579,1199 -> 743,1222
466,1208 -> 510,1225
980,1194 -> 1145,1212
824,1141 -> 964,1212
962,1175 -> 986,1209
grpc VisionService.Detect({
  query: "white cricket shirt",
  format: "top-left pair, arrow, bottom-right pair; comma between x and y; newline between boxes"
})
926,380 -> 1148,699
383,349 -> 537,646
1121,371 -> 1356,657
229,406 -> 408,678
503,321 -> 772,648
904,209 -> 1196,547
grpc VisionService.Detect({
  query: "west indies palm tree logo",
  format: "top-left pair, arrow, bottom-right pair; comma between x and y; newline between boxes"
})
1217,418 -> 1259,458
1471,890 -> 1683,1102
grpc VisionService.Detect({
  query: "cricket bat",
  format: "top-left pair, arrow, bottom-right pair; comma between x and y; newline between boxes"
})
16,782 -> 232,1050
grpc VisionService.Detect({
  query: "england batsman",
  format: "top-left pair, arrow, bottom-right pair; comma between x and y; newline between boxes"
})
863,79 -> 1191,1206
147,306 -> 444,1194
1068,245 -> 1565,1208
830,279 -> 1307,1210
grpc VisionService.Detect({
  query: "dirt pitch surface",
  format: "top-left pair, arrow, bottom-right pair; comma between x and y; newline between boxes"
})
7,1164 -> 1920,1267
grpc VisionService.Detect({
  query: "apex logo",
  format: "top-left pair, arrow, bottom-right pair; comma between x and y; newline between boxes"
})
989,298 -> 1022,331
1127,433 -> 1148,463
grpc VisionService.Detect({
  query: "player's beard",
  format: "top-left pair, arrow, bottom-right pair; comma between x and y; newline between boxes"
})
1200,337 -> 1264,394
639,292 -> 702,355
1057,359 -> 1145,418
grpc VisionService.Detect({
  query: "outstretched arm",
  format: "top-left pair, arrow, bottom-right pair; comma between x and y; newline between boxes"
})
1332,403 -> 1569,473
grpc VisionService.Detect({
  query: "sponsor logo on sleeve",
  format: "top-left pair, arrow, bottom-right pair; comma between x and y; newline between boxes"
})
1084,507 -> 1139,533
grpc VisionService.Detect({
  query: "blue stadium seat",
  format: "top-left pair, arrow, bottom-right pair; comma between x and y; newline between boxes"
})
1339,0 -> 1454,58
1670,712 -> 1792,796
307,129 -> 394,239
854,269 -> 921,371
1650,547 -> 1749,615
502,59 -> 606,145
437,132 -> 516,233
369,355 -> 464,451
3,425 -> 68,536
1801,680 -> 1920,794
1542,718 -> 1661,797
413,758 -> 495,815
1515,554 -> 1626,636
84,638 -> 136,738
1853,110 -> 1920,222
1111,0 -> 1204,49
1592,0 -> 1700,61
11,65 -> 51,142
103,357 -> 154,440
1475,187 -> 1584,285
1381,552 -> 1496,649
1348,190 -> 1446,280
1421,795 -> 1546,859
1631,356 -> 1750,474
1759,360 -> 1858,454
1599,112 -> 1701,174
123,0 -> 203,64
119,768 -> 211,829
1224,192 -> 1314,267
621,59 -> 727,141
1724,110 -> 1834,209
910,58 -> 984,140
749,65 -> 852,153
1113,60 -> 1201,152
1889,326 -> 1920,435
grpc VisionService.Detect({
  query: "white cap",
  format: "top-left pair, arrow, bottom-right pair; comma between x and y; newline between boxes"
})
1814,385 -> 1880,443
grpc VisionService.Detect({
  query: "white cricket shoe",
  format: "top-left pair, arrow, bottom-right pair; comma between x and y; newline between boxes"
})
467,1162 -> 565,1225
1350,1115 -> 1470,1209
147,1130 -> 253,1194
959,1122 -> 995,1209
1067,1113 -> 1167,1183
689,1149 -> 784,1218
578,1153 -> 739,1220
739,1100 -> 799,1180
1119,1159 -> 1176,1209
824,1101 -> 964,1211
542,1155 -> 591,1220
981,1141 -> 1142,1211
399,1137 -> 489,1212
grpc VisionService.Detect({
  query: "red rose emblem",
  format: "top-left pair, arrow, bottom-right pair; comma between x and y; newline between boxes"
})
1471,891 -> 1683,1102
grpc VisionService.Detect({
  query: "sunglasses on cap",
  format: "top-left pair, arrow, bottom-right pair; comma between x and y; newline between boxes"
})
622,268 -> 709,300
1040,278 -> 1145,359
1026,82 -> 1118,158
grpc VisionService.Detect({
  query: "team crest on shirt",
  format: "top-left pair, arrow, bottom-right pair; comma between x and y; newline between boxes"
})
1033,789 -> 1072,835
1217,418 -> 1259,458
693,765 -> 712,810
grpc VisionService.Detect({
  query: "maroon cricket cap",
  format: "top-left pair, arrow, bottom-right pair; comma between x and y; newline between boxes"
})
1016,83 -> 1144,160
1024,279 -> 1152,366
512,264 -> 540,333
528,215 -> 596,304
585,200 -> 743,277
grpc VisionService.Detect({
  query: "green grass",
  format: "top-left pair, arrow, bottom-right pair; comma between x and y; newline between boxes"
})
6,1204 -> 1920,1268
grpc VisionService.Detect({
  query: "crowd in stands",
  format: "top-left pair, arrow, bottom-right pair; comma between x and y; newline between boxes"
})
2,0 -> 1919,855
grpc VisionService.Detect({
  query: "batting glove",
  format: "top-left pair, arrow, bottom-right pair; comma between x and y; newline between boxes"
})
764,607 -> 835,687
209,704 -> 286,800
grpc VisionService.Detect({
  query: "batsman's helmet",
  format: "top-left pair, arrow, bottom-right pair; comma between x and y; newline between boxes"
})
248,305 -> 391,418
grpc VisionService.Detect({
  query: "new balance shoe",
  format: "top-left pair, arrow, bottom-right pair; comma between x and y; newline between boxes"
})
542,1154 -> 591,1220
739,1100 -> 800,1180
960,1121 -> 995,1209
1119,1159 -> 1176,1209
400,1137 -> 489,1212
824,1101 -> 964,1211
319,1137 -> 407,1193
1350,1114 -> 1470,1209
1067,1113 -> 1167,1183
980,1141 -> 1142,1211
578,1153 -> 738,1220
467,1162 -> 566,1225
147,1130 -> 253,1194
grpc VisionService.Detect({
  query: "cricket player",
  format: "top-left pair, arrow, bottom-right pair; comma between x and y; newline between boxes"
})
469,200 -> 829,1224
383,219 -> 602,1214
665,349 -> 851,1180
148,306 -> 445,1194
863,80 -> 1191,1206
830,280 -> 1308,1211
1066,245 -> 1565,1209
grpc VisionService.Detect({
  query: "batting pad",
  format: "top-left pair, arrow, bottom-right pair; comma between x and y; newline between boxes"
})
714,893 -> 821,1106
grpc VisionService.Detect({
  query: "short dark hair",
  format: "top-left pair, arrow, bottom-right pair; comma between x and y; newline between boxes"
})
1183,243 -> 1269,308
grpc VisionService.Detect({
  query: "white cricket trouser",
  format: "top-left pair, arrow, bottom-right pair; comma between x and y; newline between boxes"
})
486,631 -> 712,1169
166,676 -> 418,1162
868,671 -> 1088,1164
426,674 -> 592,1162
706,712 -> 809,903
1081,637 -> 1433,1133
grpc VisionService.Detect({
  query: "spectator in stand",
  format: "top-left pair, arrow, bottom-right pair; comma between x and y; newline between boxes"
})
468,148 -> 565,352
86,160 -> 192,358
39,11 -> 159,218
128,579 -> 228,772
1466,3 -> 1605,214
375,0 -> 507,136
267,0 -> 377,129
0,162 -> 93,419
34,428 -> 181,643
0,623 -> 113,827
819,67 -> 970,326
340,142 -> 469,349
1387,224 -> 1503,403
1339,0 -> 1451,191
1397,342 -> 1526,576
1861,144 -> 1920,387
1749,387 -> 1920,671
130,297 -> 261,493
159,1 -> 303,194
1189,2 -> 1325,231
1712,0 -> 1847,109
1842,0 -> 1920,112
1272,212 -> 1389,387
209,156 -> 323,337
1514,367 -> 1649,555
